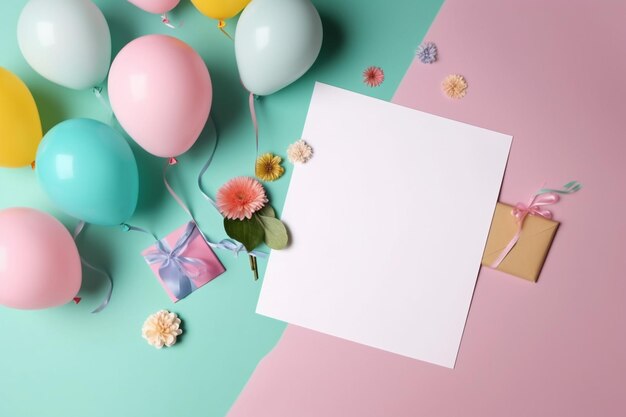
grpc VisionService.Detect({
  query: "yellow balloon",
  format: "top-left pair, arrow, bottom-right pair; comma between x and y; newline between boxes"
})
0,68 -> 42,168
190,0 -> 251,24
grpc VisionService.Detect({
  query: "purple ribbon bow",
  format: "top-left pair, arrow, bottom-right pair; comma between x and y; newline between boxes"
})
144,222 -> 207,300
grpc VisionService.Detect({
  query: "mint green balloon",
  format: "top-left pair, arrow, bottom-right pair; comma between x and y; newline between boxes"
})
36,118 -> 139,226
235,0 -> 323,96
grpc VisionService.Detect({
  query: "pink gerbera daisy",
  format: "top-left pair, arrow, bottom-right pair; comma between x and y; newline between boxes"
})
363,66 -> 384,87
216,177 -> 268,220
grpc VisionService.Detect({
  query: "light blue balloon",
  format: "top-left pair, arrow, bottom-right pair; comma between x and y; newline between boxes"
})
36,118 -> 139,226
235,0 -> 323,96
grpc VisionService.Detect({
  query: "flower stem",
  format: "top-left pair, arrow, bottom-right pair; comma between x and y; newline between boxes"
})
249,255 -> 259,281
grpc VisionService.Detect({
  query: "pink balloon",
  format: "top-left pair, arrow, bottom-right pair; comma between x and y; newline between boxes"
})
128,0 -> 180,14
0,208 -> 82,310
108,34 -> 212,158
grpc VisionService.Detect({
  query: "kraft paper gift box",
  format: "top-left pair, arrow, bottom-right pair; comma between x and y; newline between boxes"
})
481,202 -> 559,282
142,222 -> 226,302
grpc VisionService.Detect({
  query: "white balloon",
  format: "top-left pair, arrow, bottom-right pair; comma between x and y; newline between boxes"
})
235,0 -> 323,96
17,0 -> 111,90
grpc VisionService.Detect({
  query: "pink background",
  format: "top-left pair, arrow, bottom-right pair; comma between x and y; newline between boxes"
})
228,0 -> 626,415
143,223 -> 225,302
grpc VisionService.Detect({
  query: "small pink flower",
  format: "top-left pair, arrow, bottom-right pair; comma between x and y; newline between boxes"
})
216,177 -> 268,220
363,66 -> 384,87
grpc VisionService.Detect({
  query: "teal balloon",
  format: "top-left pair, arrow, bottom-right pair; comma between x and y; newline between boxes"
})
36,118 -> 139,226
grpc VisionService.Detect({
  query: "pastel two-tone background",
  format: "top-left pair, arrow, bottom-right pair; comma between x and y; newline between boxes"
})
229,0 -> 626,416
2,1 -> 625,416
0,0 -> 443,416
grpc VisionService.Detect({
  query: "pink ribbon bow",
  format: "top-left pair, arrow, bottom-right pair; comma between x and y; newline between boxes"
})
512,193 -> 558,221
490,192 -> 560,268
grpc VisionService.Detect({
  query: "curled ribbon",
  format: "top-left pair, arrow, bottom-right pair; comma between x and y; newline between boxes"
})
197,119 -> 219,211
490,181 -> 581,268
165,151 -> 268,260
144,222 -> 207,300
208,238 -> 268,259
537,180 -> 582,195
73,221 -> 113,313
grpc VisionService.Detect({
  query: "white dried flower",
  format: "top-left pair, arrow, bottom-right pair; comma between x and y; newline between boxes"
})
142,310 -> 183,349
287,139 -> 313,164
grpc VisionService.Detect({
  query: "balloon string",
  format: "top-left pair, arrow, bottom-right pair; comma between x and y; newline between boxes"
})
73,220 -> 86,240
217,20 -> 233,40
161,13 -> 183,29
166,154 -> 267,262
164,158 -> 222,249
120,222 -> 159,241
92,85 -> 115,126
193,120 -> 267,281
73,221 -> 113,313
248,92 -> 259,159
163,159 -> 221,247
197,118 -> 219,210
163,158 -> 195,220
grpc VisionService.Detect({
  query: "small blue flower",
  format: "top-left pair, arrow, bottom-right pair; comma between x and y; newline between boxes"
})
416,41 -> 437,64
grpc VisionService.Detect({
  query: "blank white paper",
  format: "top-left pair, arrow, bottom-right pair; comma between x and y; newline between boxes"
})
257,83 -> 512,368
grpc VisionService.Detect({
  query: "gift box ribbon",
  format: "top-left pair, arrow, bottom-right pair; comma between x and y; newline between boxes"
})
490,181 -> 581,268
144,222 -> 208,300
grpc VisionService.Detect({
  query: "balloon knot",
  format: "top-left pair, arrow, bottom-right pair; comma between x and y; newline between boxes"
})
120,223 -> 131,232
218,20 -> 226,29
160,13 -> 182,29
92,86 -> 103,98
168,157 -> 178,166
30,161 -> 36,170
73,297 -> 81,304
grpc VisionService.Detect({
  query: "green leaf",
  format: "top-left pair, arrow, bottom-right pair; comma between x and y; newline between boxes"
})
223,218 -> 265,252
257,205 -> 276,218
255,215 -> 289,250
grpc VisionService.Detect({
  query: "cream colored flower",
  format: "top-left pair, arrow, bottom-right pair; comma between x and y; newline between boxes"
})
442,74 -> 468,99
286,140 -> 313,164
142,310 -> 183,349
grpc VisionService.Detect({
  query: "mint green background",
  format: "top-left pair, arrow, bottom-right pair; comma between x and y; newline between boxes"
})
0,1 -> 442,416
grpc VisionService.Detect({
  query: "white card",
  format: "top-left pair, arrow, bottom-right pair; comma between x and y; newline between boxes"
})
257,83 -> 512,368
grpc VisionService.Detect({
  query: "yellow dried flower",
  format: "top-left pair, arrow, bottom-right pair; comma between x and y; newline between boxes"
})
255,153 -> 285,182
442,74 -> 468,99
